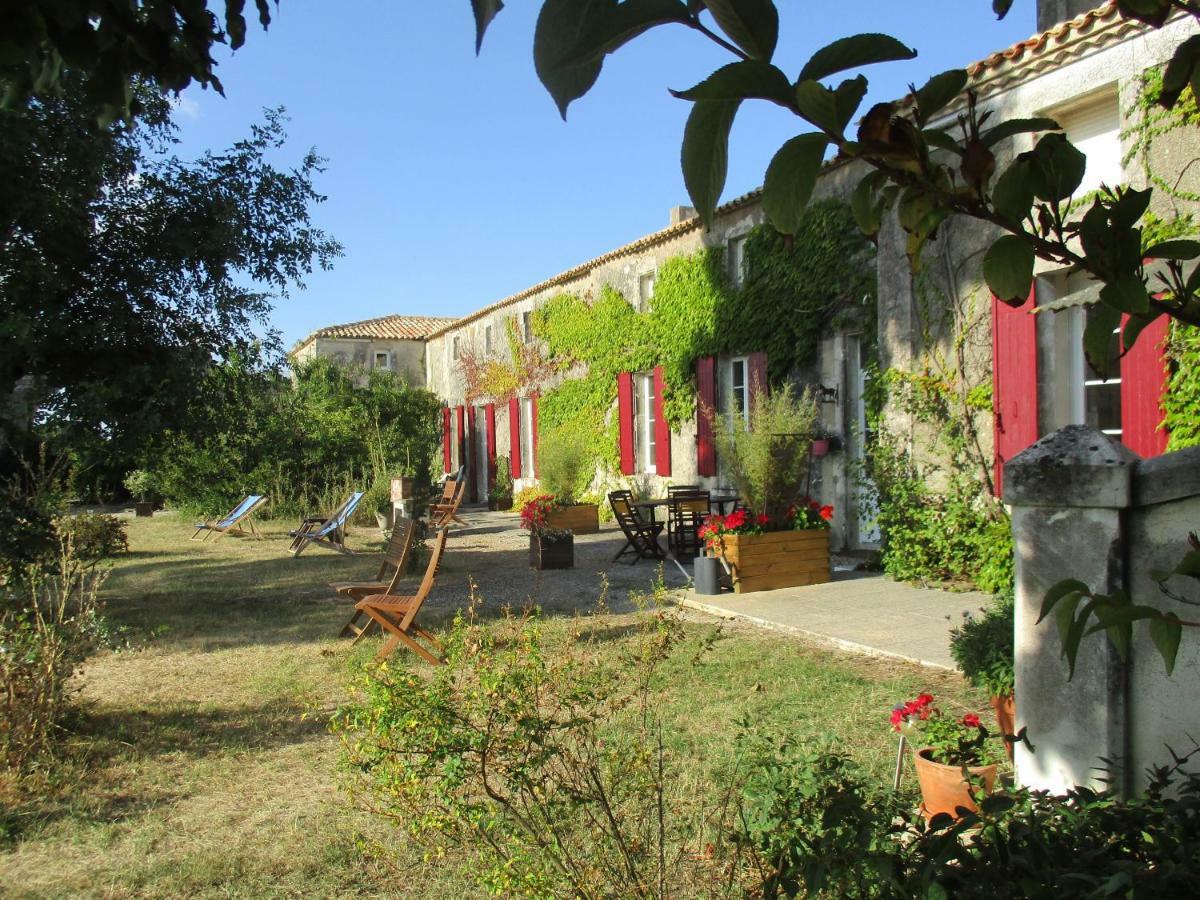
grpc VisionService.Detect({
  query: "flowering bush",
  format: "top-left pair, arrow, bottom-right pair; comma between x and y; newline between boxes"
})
890,693 -> 998,767
698,508 -> 768,554
788,498 -> 834,530
519,494 -> 571,543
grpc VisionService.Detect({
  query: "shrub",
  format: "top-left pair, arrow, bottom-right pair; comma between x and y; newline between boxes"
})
536,427 -> 592,504
949,594 -> 1015,697
490,455 -> 513,501
122,469 -> 156,502
55,514 -> 128,562
512,484 -> 546,512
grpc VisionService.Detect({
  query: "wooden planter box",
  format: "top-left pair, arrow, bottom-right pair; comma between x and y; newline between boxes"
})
134,501 -> 154,517
545,503 -> 599,535
530,533 -> 574,570
722,529 -> 831,594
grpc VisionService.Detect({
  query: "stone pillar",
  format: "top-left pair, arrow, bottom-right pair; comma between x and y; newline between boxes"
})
1004,425 -> 1139,796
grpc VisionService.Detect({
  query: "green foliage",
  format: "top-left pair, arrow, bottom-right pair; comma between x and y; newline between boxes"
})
121,470 -> 156,503
711,383 -> 818,525
1165,321 -> 1200,450
490,455 -> 514,501
148,355 -> 442,520
56,514 -> 129,563
535,427 -> 591,504
949,594 -> 1015,697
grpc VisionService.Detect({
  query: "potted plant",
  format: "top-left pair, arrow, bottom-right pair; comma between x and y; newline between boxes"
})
489,455 -> 514,511
124,469 -> 157,517
949,594 -> 1016,759
701,384 -> 831,593
891,693 -> 1002,820
538,429 -> 599,534
520,494 -> 574,569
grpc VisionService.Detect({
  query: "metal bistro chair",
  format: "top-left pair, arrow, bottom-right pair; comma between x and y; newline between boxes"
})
608,490 -> 666,564
665,484 -> 700,550
668,489 -> 710,559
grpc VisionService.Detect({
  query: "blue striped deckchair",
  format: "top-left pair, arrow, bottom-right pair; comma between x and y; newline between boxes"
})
288,492 -> 364,556
191,495 -> 267,542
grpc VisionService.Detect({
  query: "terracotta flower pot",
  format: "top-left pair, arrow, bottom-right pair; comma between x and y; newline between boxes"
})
990,693 -> 1016,761
913,747 -> 997,820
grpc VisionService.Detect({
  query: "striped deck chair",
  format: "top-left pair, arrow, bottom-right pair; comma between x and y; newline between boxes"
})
191,495 -> 267,542
333,516 -> 418,640
353,527 -> 449,664
288,492 -> 364,556
429,477 -> 467,529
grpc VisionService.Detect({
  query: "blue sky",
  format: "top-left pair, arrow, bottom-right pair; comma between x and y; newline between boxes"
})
171,2 -> 1037,350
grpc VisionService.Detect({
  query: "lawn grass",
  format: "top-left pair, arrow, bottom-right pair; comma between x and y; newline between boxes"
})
1,512 -> 986,897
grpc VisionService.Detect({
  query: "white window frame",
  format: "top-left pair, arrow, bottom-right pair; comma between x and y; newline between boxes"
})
633,372 -> 657,475
521,397 -> 535,479
727,234 -> 748,287
1069,306 -> 1123,438
373,350 -> 392,371
1051,88 -> 1121,199
637,271 -> 656,313
724,356 -> 750,427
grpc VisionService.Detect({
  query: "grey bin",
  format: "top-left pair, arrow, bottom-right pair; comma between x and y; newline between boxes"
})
693,556 -> 724,595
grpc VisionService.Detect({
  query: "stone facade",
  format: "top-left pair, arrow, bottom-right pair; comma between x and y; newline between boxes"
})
292,335 -> 427,386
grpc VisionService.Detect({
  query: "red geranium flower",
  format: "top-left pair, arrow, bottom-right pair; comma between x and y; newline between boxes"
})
961,713 -> 981,729
819,505 -> 834,521
756,513 -> 769,525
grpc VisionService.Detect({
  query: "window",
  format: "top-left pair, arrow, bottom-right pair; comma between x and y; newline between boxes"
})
725,356 -> 750,426
1055,90 -> 1120,198
521,311 -> 533,343
373,351 -> 391,370
637,272 -> 655,313
452,336 -> 460,359
633,373 -> 656,474
521,397 -> 535,477
1077,305 -> 1123,437
727,234 -> 748,286
484,324 -> 493,354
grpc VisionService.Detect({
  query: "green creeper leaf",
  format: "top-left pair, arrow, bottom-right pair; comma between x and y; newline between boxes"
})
762,133 -> 828,235
470,0 -> 506,53
1028,133 -> 1087,202
561,0 -> 691,67
1040,579 -> 1090,624
1144,239 -> 1200,261
794,80 -> 843,138
1161,35 -> 1200,109
1100,275 -> 1150,316
1149,613 -> 1182,676
983,235 -> 1035,306
681,99 -> 741,227
981,117 -> 1061,148
1084,300 -> 1123,379
992,158 -> 1036,223
534,0 -> 610,119
913,69 -> 967,126
797,33 -> 916,83
702,0 -> 779,61
671,60 -> 793,107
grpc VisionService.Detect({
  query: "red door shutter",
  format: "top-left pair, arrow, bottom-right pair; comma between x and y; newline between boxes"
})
1120,314 -> 1169,458
455,406 -> 466,476
442,406 -> 452,474
653,366 -> 671,476
617,371 -> 635,475
466,405 -> 478,502
696,356 -> 717,477
747,351 -> 768,413
992,288 -> 1039,498
486,403 -> 497,490
531,394 -> 540,478
509,397 -> 522,479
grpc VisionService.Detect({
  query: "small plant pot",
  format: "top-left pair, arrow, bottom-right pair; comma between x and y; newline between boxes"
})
135,501 -> 154,518
489,496 -> 513,512
530,533 -> 574,570
811,439 -> 830,458
990,693 -> 1016,761
912,747 -> 998,821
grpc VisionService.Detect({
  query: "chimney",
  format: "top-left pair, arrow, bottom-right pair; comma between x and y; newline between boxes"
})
1037,0 -> 1100,32
669,205 -> 697,226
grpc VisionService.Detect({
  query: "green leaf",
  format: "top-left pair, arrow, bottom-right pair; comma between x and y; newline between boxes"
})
992,158 -> 1036,223
1111,187 -> 1153,230
1153,550 -> 1200,582
1084,301 -> 1123,378
797,33 -> 916,83
1117,0 -> 1174,28
913,69 -> 967,125
923,128 -> 963,156
225,0 -> 248,50
1028,133 -> 1087,202
1144,239 -> 1200,261
794,80 -> 843,137
1040,579 -> 1090,624
983,235 -> 1035,305
762,133 -> 829,235
534,0 -> 609,119
470,0 -> 506,53
981,117 -> 1061,148
681,99 -> 741,227
1121,313 -> 1157,355
1149,613 -> 1182,676
701,0 -> 779,61
1062,598 -> 1102,680
1100,275 -> 1150,316
993,0 -> 1015,17
833,75 -> 868,135
851,170 -> 888,238
671,60 -> 794,107
561,0 -> 691,67
1161,35 -> 1200,109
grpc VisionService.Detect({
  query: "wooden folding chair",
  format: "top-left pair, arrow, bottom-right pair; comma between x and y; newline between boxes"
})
191,495 -> 268,542
288,492 -> 364,556
333,516 -> 419,640
429,478 -> 468,529
609,490 -> 665,564
354,528 -> 449,664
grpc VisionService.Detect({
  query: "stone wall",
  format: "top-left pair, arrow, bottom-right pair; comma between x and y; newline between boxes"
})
293,337 -> 426,386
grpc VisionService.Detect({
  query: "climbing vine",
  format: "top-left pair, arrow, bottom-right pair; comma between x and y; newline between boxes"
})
458,315 -> 553,404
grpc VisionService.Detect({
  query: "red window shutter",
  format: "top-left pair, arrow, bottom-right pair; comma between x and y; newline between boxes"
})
696,356 -> 717,477
455,406 -> 466,474
486,403 -> 497,490
747,351 -> 768,413
992,288 -> 1039,498
617,371 -> 635,475
531,394 -> 540,478
466,405 -> 478,501
442,407 -> 452,473
653,366 -> 671,476
509,397 -> 522,479
1120,314 -> 1169,458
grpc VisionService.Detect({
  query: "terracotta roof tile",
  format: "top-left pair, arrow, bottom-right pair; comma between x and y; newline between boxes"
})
968,2 -> 1121,79
295,314 -> 458,351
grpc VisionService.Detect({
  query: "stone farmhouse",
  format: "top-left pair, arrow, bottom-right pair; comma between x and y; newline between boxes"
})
291,314 -> 457,386
303,2 -> 1198,555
